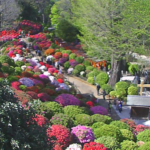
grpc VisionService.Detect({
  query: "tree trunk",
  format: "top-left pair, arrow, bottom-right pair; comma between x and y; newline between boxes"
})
108,60 -> 122,87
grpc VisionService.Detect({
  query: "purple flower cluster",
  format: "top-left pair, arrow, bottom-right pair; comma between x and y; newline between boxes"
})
19,77 -> 34,87
90,106 -> 108,115
54,94 -> 80,107
30,78 -> 44,86
59,58 -> 67,65
39,74 -> 48,79
69,60 -> 78,67
38,93 -> 51,102
71,125 -> 95,143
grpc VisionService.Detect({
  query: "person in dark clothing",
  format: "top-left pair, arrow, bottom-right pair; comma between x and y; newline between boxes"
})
46,58 -> 51,65
37,50 -> 41,56
103,90 -> 106,100
41,56 -> 43,62
96,84 -> 100,95
108,100 -> 112,113
118,102 -> 122,113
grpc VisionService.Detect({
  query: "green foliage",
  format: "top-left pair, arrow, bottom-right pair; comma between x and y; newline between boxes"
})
75,56 -> 84,63
128,64 -> 140,75
137,130 -> 150,142
120,140 -> 138,150
0,80 -> 51,150
69,53 -> 77,59
50,113 -> 74,128
95,136 -> 120,150
64,61 -> 70,69
120,129 -> 134,141
96,72 -> 109,86
91,114 -> 112,124
86,66 -> 94,71
25,63 -> 31,67
138,142 -> 150,150
15,61 -> 25,67
87,69 -> 101,78
87,77 -> 94,85
75,114 -> 93,126
15,67 -> 22,75
72,69 -> 79,76
63,105 -> 88,119
109,91 -> 116,98
94,125 -> 123,142
115,88 -> 127,99
115,81 -> 130,91
28,37 -> 34,42
128,86 -> 138,95
7,76 -> 19,83
61,50 -> 72,55
50,43 -> 59,49
110,121 -> 130,130
91,122 -> 105,130
19,85 -> 27,91
83,60 -> 91,67
75,64 -> 85,72
40,102 -> 63,120
101,84 -> 113,94
0,55 -> 15,66
1,66 -> 9,74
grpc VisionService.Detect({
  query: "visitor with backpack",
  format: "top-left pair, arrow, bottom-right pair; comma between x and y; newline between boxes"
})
96,84 -> 100,96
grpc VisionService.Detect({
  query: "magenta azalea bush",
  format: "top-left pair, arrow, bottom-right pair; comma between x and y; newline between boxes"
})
90,106 -> 108,115
54,94 -> 80,107
38,93 -> 51,102
71,125 -> 95,143
30,78 -> 44,86
19,77 -> 34,87
59,58 -> 67,65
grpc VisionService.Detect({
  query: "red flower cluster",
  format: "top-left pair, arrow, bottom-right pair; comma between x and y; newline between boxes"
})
83,142 -> 108,150
86,101 -> 94,107
57,78 -> 64,83
47,125 -> 72,149
26,91 -> 38,99
38,93 -> 51,102
54,52 -> 62,59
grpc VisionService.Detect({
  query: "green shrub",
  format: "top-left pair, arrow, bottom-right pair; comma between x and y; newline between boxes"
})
72,69 -> 79,76
63,105 -> 88,119
109,91 -> 116,98
137,130 -> 150,142
138,142 -> 150,150
75,114 -> 93,126
34,72 -> 41,75
75,64 -> 85,72
87,69 -> 101,78
15,61 -> 25,67
40,102 -> 63,119
80,106 -> 92,115
115,81 -> 130,91
91,122 -> 105,130
110,121 -> 130,130
64,61 -> 70,69
87,77 -> 94,85
96,72 -> 109,86
91,114 -> 112,124
69,53 -> 76,59
101,84 -> 113,94
50,43 -> 59,49
50,113 -> 74,128
9,66 -> 15,74
19,85 -> 27,91
0,55 -> 15,66
7,76 -> 19,83
25,63 -> 31,67
55,49 -> 60,52
128,64 -> 140,75
120,129 -> 134,141
120,140 -> 138,150
86,66 -> 94,71
95,136 -> 120,150
15,67 -> 22,75
75,56 -> 84,63
128,86 -> 138,95
28,37 -> 34,42
94,125 -> 123,142
1,66 -> 9,73
61,50 -> 72,55
83,60 -> 91,67
115,88 -> 127,99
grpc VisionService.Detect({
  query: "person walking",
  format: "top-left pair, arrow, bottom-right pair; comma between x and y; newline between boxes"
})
108,100 -> 112,113
103,89 -> 106,100
96,84 -> 100,96
118,102 -> 122,113
37,50 -> 41,56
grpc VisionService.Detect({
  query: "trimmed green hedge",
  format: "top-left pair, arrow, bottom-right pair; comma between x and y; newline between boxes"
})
96,72 -> 109,86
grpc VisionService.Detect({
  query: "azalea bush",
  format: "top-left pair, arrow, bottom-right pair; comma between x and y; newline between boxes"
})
71,125 -> 95,144
91,122 -> 105,130
101,84 -> 113,95
110,121 -> 130,130
120,140 -> 138,150
83,60 -> 91,67
128,86 -> 138,95
75,64 -> 85,72
90,106 -> 108,115
69,53 -> 76,59
120,129 -> 134,141
66,143 -> 82,150
87,77 -> 95,85
96,72 -> 109,87
75,56 -> 84,63
137,129 -> 150,142
86,66 -> 94,71
38,93 -> 51,102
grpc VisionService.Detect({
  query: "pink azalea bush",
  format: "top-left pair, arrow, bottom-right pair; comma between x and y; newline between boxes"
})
38,93 -> 51,102
11,81 -> 22,90
90,106 -> 108,115
71,125 -> 95,143
54,94 -> 80,107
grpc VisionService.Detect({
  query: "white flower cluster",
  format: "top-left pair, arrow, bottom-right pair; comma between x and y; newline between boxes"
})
65,143 -> 82,150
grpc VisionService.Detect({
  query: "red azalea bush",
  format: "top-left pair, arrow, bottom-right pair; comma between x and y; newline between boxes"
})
83,142 -> 108,150
57,78 -> 64,83
41,88 -> 55,96
21,72 -> 33,78
32,114 -> 49,127
135,124 -> 150,134
54,52 -> 62,59
11,81 -> 22,90
47,125 -> 72,149
26,91 -> 38,99
38,93 -> 51,102
26,86 -> 40,93
62,53 -> 69,59
86,101 -> 94,107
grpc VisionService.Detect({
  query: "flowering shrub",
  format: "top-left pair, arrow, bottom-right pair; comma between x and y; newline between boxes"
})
21,72 -> 33,78
71,125 -> 95,143
135,124 -> 150,134
11,81 -> 22,90
50,113 -> 74,128
57,78 -> 64,83
55,94 -> 80,107
26,91 -> 38,99
32,114 -> 49,127
19,77 -> 34,87
62,53 -> 69,59
41,88 -> 55,96
83,142 -> 108,150
62,50 -> 72,55
47,125 -> 72,149
30,78 -> 44,86
26,86 -> 40,93
90,106 -> 108,115
44,48 -> 55,55
59,57 -> 67,65
66,143 -> 82,150
86,101 -> 94,107
38,93 -> 51,102
54,52 -> 62,59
